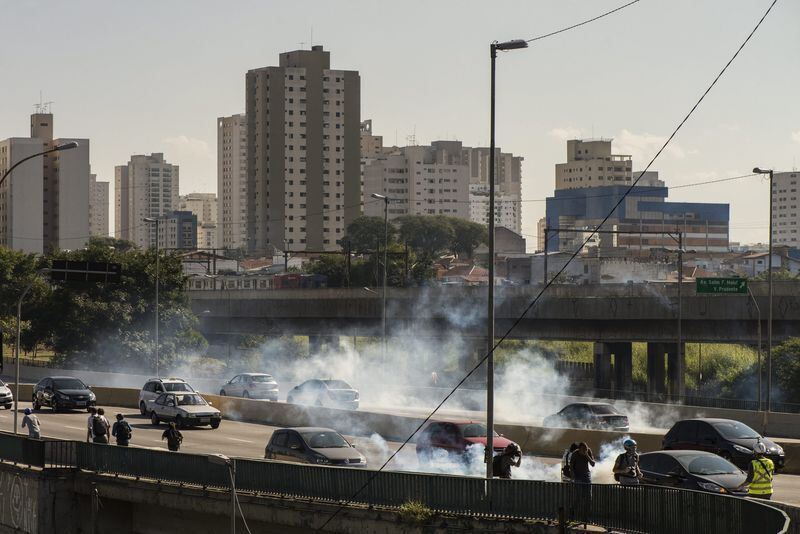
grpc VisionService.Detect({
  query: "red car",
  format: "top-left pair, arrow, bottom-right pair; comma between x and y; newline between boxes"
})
416,420 -> 517,463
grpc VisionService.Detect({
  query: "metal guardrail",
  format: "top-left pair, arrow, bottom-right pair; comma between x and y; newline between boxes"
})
0,432 -> 788,534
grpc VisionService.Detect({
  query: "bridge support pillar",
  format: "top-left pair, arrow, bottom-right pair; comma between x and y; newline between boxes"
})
647,342 -> 667,397
593,342 -> 612,393
667,343 -> 686,398
610,342 -> 633,394
308,335 -> 340,355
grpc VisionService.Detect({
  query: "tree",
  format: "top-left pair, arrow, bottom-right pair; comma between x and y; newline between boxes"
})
395,215 -> 454,259
771,338 -> 800,402
344,216 -> 396,252
305,255 -> 349,287
448,218 -> 488,258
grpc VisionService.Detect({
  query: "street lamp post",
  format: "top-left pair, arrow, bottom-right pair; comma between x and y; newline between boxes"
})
677,233 -> 683,399
754,167 -> 774,412
14,269 -> 49,434
487,39 -> 527,485
371,193 -> 390,367
144,217 -> 160,377
747,285 -> 762,411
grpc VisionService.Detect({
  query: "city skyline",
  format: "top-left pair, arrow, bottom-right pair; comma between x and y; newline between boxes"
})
0,0 -> 798,247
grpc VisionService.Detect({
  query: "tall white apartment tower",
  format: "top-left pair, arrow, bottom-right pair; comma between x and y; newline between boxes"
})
246,45 -> 361,252
115,153 -> 179,249
180,192 -> 217,248
217,113 -> 247,250
30,113 -> 90,252
89,173 -> 110,237
0,138 -> 45,253
773,171 -> 800,246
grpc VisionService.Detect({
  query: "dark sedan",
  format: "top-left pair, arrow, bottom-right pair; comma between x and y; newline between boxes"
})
543,402 -> 629,432
639,450 -> 748,496
662,418 -> 785,470
32,376 -> 96,412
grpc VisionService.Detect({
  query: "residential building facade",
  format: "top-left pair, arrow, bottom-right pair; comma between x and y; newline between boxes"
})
773,171 -> 800,246
115,153 -> 179,249
465,147 -> 523,234
89,174 -> 109,237
217,113 -> 247,250
157,210 -> 197,250
0,138 -> 45,253
555,139 -> 632,190
180,192 -> 217,248
246,45 -> 361,252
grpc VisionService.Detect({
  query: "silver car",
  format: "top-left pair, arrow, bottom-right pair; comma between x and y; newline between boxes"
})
148,392 -> 221,429
219,373 -> 279,401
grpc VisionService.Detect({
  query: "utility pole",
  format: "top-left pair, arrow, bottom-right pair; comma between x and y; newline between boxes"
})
753,167 -> 774,412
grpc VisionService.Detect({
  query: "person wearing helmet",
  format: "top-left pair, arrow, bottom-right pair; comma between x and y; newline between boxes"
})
492,442 -> 522,479
746,441 -> 774,500
613,438 -> 642,485
21,408 -> 41,439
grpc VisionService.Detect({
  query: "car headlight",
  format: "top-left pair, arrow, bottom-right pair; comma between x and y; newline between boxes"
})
774,445 -> 785,455
187,413 -> 196,417
732,444 -> 752,454
88,392 -> 96,400
697,481 -> 727,493
314,455 -> 330,464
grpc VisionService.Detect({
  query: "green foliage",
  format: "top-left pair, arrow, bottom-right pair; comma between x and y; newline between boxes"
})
752,268 -> 797,281
0,240 -> 206,371
448,218 -> 488,259
395,215 -> 454,259
304,243 -> 411,287
771,338 -> 800,402
398,501 -> 433,524
343,216 -> 396,252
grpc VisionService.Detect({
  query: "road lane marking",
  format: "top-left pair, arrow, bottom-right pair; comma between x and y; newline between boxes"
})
226,437 -> 254,443
63,425 -> 85,430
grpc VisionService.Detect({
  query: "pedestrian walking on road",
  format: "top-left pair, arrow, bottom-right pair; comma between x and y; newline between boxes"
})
21,408 -> 40,439
492,443 -> 522,479
162,422 -> 183,452
746,441 -> 775,500
87,406 -> 97,442
613,439 -> 642,486
111,413 -> 132,447
91,408 -> 111,444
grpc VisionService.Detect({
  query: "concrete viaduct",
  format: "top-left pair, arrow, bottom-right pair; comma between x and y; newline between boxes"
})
189,281 -> 800,398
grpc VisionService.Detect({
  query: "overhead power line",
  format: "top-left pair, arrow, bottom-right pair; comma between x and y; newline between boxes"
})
526,0 -> 642,43
316,0 -> 780,530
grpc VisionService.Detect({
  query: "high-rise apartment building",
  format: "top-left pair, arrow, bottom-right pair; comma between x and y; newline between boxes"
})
180,192 -> 217,248
246,45 -> 361,252
115,153 -> 179,249
0,112 -> 91,253
157,210 -> 197,249
89,174 -> 109,237
555,139 -> 632,190
773,171 -> 800,246
362,140 -> 470,220
0,138 -> 45,253
217,114 -> 247,250
465,147 -> 523,234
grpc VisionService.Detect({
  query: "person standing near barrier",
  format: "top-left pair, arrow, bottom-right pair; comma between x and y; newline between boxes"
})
570,442 -> 595,526
561,442 -> 579,482
746,441 -> 775,500
111,413 -> 132,447
92,408 -> 111,444
87,406 -> 97,442
492,443 -> 522,479
162,422 -> 183,452
21,408 -> 40,439
613,439 -> 642,485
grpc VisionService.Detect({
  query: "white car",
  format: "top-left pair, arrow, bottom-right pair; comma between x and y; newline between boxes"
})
139,378 -> 195,415
219,373 -> 279,400
0,380 -> 12,409
147,392 -> 221,429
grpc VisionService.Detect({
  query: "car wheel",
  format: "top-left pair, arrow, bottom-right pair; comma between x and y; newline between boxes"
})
52,402 -> 60,412
243,391 -> 249,399
219,390 -> 226,396
175,415 -> 185,429
139,402 -> 147,416
2,405 -> 9,410
32,399 -> 40,411
211,420 -> 220,429
151,412 -> 160,426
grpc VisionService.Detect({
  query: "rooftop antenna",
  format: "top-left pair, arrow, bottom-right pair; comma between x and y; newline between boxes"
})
310,26 -> 313,48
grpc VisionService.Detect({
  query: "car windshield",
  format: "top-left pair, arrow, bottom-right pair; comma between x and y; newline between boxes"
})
176,394 -> 206,406
459,423 -> 500,438
712,421 -> 760,440
302,431 -> 350,448
684,455 -> 740,475
250,375 -> 274,383
590,405 -> 620,415
52,378 -> 87,390
164,382 -> 193,392
322,380 -> 352,390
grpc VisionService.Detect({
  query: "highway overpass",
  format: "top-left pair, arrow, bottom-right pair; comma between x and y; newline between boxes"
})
190,282 -> 800,396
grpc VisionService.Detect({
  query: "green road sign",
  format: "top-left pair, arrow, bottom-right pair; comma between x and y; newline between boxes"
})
696,277 -> 747,294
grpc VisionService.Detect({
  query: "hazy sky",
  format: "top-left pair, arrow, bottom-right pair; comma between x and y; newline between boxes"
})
1,0 -> 798,246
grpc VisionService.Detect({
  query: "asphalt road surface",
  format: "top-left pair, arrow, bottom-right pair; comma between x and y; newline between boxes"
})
2,402 -> 799,507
